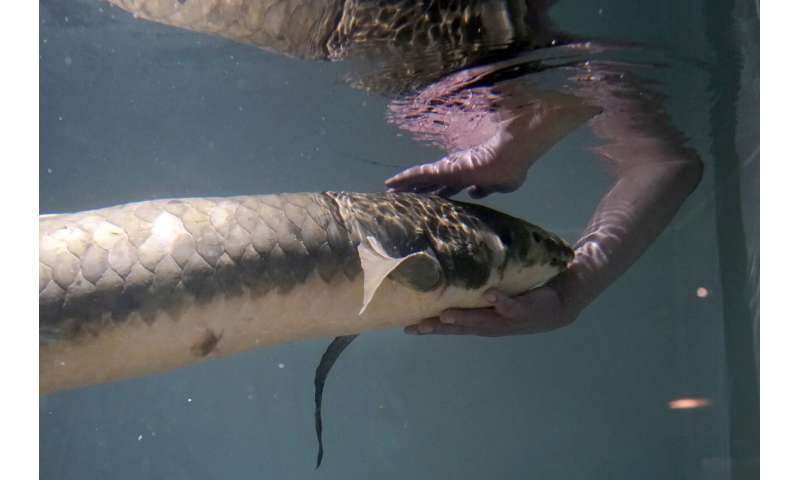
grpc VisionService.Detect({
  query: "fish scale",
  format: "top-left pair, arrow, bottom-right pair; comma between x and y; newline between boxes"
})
40,192 -> 572,395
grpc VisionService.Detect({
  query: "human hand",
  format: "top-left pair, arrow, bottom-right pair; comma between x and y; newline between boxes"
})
404,286 -> 578,337
385,138 -> 530,199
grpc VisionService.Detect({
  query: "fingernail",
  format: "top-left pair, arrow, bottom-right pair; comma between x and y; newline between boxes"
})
485,292 -> 497,303
418,324 -> 433,334
440,312 -> 455,324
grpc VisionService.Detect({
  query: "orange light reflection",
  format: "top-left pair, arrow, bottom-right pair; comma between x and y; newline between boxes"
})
668,398 -> 711,410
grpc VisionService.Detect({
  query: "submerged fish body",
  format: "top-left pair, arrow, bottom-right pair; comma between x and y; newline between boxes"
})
39,192 -> 572,395
105,0 -> 560,94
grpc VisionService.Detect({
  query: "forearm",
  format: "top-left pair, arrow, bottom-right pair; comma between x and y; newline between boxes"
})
542,61 -> 706,317
553,150 -> 703,316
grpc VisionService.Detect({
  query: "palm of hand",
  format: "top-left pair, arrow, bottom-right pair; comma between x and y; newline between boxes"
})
405,287 -> 576,337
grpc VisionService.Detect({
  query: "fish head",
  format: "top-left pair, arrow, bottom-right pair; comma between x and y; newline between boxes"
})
463,203 -> 574,293
339,192 -> 573,299
505,219 -> 574,271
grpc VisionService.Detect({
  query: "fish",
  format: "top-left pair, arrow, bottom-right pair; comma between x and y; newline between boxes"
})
39,191 -> 573,464
104,0 -> 563,94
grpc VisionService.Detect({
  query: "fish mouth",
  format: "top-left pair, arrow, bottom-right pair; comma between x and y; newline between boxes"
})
542,235 -> 574,268
558,243 -> 575,264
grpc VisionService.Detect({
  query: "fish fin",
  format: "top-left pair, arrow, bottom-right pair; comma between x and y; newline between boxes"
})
388,250 -> 443,293
357,236 -> 443,315
314,334 -> 358,469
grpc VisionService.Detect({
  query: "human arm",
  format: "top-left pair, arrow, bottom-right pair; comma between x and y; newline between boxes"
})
398,66 -> 704,336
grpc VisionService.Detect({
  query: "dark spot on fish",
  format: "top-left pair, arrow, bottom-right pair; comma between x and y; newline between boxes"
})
532,232 -> 542,243
446,249 -> 491,289
191,328 -> 223,357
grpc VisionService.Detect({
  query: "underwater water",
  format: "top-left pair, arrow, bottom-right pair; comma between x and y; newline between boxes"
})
39,0 -> 759,478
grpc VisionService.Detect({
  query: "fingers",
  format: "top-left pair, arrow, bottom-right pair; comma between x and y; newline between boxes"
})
404,291 -> 526,336
404,319 -> 504,337
404,288 -> 571,338
484,289 -> 526,321
440,308 -> 501,329
385,152 -> 486,194
405,316 -> 520,337
385,160 -> 456,192
404,318 -> 472,335
436,185 -> 464,198
390,183 -> 446,195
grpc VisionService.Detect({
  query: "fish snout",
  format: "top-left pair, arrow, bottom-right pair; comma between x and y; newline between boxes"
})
544,236 -> 574,268
558,242 -> 575,265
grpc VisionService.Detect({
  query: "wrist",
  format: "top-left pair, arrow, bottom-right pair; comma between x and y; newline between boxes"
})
548,265 -> 592,321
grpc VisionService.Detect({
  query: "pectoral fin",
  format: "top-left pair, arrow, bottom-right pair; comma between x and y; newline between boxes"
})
357,236 -> 443,315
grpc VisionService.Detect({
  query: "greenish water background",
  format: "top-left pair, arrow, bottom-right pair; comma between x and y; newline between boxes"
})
39,0 -> 759,478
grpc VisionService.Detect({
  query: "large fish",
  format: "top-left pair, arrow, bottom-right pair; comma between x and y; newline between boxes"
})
104,0 -> 562,94
39,191 -> 572,464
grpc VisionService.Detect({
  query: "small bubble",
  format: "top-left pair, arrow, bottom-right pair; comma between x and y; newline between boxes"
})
278,363 -> 285,369
64,56 -> 72,66
187,397 -> 192,403
696,287 -> 709,299
137,435 -> 143,441
598,8 -> 604,15
47,168 -> 52,174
